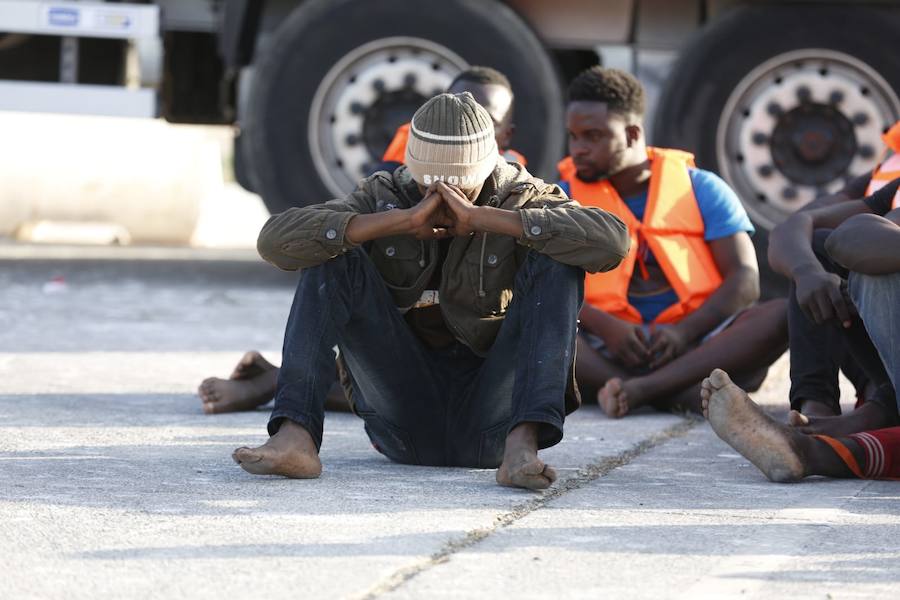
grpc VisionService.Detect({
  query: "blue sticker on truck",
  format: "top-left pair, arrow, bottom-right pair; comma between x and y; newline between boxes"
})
47,6 -> 80,27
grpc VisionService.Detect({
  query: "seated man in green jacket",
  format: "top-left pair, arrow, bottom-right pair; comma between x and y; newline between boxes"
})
232,92 -> 629,489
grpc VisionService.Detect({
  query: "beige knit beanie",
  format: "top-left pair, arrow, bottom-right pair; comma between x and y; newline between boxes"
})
404,92 -> 499,190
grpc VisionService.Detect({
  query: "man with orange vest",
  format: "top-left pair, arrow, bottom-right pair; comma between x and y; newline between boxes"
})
379,66 -> 526,172
559,67 -> 788,418
762,118 -> 900,437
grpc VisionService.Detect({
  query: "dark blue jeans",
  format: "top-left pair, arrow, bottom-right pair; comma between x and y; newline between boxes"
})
851,270 -> 900,403
268,248 -> 584,468
788,230 -> 896,413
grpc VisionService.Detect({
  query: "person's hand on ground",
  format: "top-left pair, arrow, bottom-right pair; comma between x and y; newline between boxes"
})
648,325 -> 689,368
794,267 -> 853,327
603,318 -> 651,368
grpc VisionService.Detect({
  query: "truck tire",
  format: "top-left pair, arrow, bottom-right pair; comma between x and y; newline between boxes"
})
232,130 -> 256,193
245,0 -> 563,214
654,5 -> 900,297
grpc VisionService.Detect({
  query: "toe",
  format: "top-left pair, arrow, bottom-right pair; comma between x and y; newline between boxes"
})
709,369 -> 733,389
543,465 -> 558,483
788,410 -> 809,427
232,447 -> 260,464
513,473 -> 552,490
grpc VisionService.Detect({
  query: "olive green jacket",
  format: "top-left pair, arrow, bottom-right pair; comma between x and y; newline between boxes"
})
257,159 -> 629,357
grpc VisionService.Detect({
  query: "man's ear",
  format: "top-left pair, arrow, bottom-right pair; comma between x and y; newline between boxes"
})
625,123 -> 643,147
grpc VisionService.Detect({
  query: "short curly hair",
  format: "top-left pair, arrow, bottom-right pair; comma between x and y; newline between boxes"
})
567,66 -> 645,116
450,66 -> 512,93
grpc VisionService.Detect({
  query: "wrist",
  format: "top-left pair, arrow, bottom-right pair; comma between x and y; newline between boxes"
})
467,204 -> 488,230
397,206 -> 421,235
791,261 -> 824,280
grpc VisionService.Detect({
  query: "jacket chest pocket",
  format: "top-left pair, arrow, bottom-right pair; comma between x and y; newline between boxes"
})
465,240 -> 517,316
370,237 -> 424,291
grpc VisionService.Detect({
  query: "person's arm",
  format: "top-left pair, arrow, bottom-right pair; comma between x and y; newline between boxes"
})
516,182 -> 631,273
766,199 -> 874,327
439,180 -> 631,273
767,200 -> 872,279
346,187 -> 446,243
798,172 -> 872,210
257,176 -> 443,271
645,232 -> 759,366
826,212 -> 900,274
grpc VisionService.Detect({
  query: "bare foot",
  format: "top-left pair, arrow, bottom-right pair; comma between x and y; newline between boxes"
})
198,351 -> 279,414
598,378 -> 630,418
232,420 -> 322,478
496,423 -> 557,490
788,401 -> 897,436
230,350 -> 277,380
701,369 -> 805,483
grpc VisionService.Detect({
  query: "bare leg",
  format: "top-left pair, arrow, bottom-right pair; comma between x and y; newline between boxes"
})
599,299 -> 787,416
198,351 -> 279,414
323,382 -> 352,412
788,400 -> 899,436
232,420 -> 322,478
700,369 -> 862,481
199,351 -> 351,414
575,336 -> 628,393
496,422 -> 557,490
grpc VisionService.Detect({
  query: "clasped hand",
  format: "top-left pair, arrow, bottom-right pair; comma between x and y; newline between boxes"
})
407,182 -> 479,239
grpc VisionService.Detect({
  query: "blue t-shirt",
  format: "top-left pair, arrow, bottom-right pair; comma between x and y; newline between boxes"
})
560,168 -> 754,323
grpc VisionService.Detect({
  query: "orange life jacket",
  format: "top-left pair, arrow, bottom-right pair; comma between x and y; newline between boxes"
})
381,122 -> 527,166
865,120 -> 900,210
382,123 -> 411,163
558,147 -> 723,325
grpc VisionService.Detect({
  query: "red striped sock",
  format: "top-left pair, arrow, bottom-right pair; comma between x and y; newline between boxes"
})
848,428 -> 900,479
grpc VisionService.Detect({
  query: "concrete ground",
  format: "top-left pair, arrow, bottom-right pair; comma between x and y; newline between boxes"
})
2,246 -> 898,600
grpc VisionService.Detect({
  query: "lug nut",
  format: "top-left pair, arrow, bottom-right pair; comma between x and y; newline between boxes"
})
767,102 -> 783,117
350,102 -> 365,115
829,90 -> 844,105
752,132 -> 769,146
852,112 -> 869,126
372,79 -> 386,92
758,165 -> 774,178
782,187 -> 798,200
796,86 -> 812,102
859,145 -> 875,159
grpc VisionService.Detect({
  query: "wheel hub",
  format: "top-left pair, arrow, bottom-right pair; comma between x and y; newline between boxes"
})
361,88 -> 427,160
309,37 -> 468,196
770,102 -> 857,186
717,49 -> 900,229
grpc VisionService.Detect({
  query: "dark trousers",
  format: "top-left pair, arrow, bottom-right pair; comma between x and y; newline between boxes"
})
788,230 -> 895,413
268,248 -> 584,468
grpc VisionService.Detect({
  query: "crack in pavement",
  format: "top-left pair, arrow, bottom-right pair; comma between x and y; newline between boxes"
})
356,418 -> 699,600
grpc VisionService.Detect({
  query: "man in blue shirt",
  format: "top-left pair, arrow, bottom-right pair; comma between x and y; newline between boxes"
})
559,67 -> 788,417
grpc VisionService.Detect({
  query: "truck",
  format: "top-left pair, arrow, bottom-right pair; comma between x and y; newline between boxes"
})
2,0 -> 898,285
